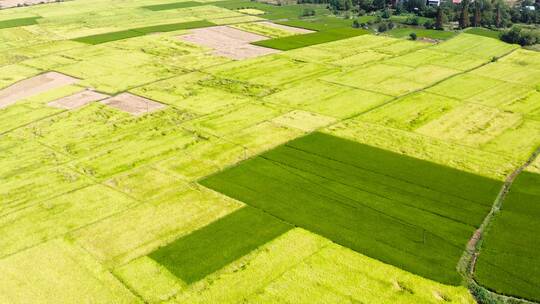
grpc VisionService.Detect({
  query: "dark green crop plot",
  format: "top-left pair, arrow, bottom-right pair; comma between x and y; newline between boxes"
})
142,1 -> 203,11
213,1 -> 329,20
386,28 -> 457,40
276,17 -> 356,31
149,206 -> 291,283
0,17 -> 40,29
475,171 -> 540,302
73,21 -> 215,44
132,20 -> 215,34
253,28 -> 369,51
465,27 -> 501,39
201,132 -> 502,284
72,30 -> 144,45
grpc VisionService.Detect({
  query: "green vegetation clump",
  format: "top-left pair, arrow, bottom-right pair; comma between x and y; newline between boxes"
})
201,132 -> 502,285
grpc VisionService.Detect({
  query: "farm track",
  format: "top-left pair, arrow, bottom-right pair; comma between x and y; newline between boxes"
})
459,146 -> 540,304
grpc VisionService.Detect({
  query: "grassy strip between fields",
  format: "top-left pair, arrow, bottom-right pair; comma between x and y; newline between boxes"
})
141,1 -> 204,11
465,27 -> 501,39
386,27 -> 458,40
72,20 -> 215,45
475,170 -> 540,302
253,28 -> 369,51
149,206 -> 292,283
0,17 -> 40,29
201,132 -> 502,285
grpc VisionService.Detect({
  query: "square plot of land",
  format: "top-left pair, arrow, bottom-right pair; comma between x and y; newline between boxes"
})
0,72 -> 78,109
101,93 -> 166,116
179,26 -> 279,60
48,90 -> 110,109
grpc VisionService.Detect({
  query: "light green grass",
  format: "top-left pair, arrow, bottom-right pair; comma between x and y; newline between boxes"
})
0,1 -> 539,302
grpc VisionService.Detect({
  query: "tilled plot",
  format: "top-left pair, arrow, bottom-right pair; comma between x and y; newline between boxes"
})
101,93 -> 166,116
0,72 -> 78,109
180,26 -> 279,60
48,90 -> 109,109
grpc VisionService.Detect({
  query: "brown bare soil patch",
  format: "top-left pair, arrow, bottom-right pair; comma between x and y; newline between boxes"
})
0,72 -> 78,109
179,26 -> 279,60
48,90 -> 109,110
101,93 -> 166,116
258,21 -> 314,34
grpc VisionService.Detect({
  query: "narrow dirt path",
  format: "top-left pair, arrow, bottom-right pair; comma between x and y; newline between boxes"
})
458,147 -> 540,304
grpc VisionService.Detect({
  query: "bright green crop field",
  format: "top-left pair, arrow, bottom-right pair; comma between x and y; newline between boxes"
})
475,169 -> 540,302
0,0 -> 539,303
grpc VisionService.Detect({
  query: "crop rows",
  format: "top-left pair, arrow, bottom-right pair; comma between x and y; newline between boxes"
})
201,132 -> 502,284
475,169 -> 540,302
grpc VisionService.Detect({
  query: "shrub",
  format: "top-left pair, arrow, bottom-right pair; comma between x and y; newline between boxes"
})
378,22 -> 388,32
500,25 -> 540,46
406,16 -> 420,25
382,9 -> 391,19
301,8 -> 316,17
410,32 -> 417,40
424,19 -> 434,29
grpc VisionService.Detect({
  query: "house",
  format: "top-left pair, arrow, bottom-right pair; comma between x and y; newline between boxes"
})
427,0 -> 441,6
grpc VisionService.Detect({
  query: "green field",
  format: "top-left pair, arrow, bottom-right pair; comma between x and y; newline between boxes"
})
465,27 -> 502,39
142,1 -> 205,11
475,169 -> 540,301
386,27 -> 458,40
73,21 -> 216,44
201,132 -> 501,284
0,17 -> 40,29
253,28 -> 369,50
149,206 -> 291,283
0,0 -> 539,302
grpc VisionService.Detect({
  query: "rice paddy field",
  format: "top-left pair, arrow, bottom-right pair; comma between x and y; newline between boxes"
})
0,0 -> 539,303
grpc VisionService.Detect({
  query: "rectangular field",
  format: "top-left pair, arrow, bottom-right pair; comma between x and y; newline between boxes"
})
149,206 -> 292,283
201,132 -> 502,285
253,28 -> 369,50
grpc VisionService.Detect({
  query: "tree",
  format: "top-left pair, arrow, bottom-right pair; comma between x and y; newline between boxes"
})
373,0 -> 386,10
459,0 -> 470,28
473,0 -> 481,26
495,1 -> 502,27
410,32 -> 417,40
435,6 -> 445,29
344,0 -> 353,10
424,19 -> 435,29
